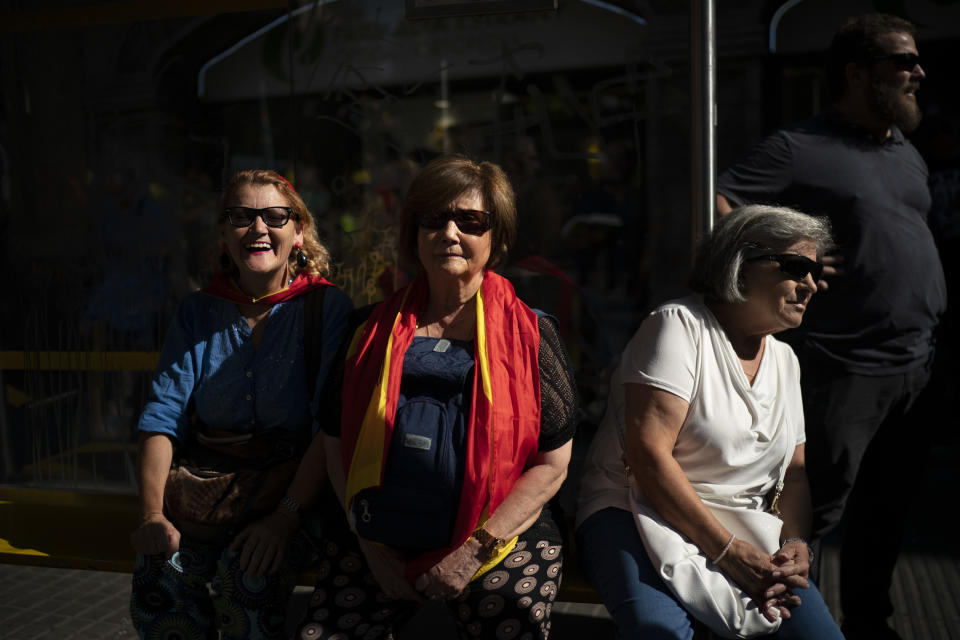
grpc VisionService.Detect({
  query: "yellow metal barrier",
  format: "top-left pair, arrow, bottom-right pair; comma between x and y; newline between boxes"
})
0,487 -> 140,572
0,351 -> 159,372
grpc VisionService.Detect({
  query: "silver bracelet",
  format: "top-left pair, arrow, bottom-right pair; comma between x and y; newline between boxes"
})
711,534 -> 736,564
277,495 -> 301,519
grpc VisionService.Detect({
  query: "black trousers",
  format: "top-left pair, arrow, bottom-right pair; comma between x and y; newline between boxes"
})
799,350 -> 932,623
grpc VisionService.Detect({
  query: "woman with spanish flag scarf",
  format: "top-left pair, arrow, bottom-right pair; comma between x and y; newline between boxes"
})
129,170 -> 353,639
298,155 -> 577,639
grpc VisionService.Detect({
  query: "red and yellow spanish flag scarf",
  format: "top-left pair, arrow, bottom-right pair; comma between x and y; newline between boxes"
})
202,272 -> 332,305
341,271 -> 541,581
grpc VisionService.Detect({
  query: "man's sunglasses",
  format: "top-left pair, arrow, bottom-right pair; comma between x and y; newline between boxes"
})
871,52 -> 921,70
223,206 -> 298,228
747,254 -> 824,282
417,208 -> 492,236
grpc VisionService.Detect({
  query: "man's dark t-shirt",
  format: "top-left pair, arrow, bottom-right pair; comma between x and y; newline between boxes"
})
717,108 -> 946,374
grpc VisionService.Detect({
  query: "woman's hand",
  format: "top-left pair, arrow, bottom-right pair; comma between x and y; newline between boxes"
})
772,539 -> 811,578
718,539 -> 802,622
229,510 -> 299,578
413,540 -> 484,601
817,254 -> 844,292
130,512 -> 180,557
759,539 -> 811,616
227,431 -> 332,578
358,538 -> 421,602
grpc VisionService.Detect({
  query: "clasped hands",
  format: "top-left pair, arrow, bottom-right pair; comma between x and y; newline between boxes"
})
718,538 -> 811,622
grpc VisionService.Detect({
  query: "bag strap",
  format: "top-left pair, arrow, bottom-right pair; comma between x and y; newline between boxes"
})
767,438 -> 793,517
303,285 -> 327,396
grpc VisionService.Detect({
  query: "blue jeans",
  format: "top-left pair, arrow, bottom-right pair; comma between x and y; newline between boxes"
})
576,507 -> 845,640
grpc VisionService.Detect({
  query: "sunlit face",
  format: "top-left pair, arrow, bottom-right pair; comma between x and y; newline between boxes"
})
867,32 -> 925,132
740,240 -> 819,334
416,190 -> 492,284
220,184 -> 303,291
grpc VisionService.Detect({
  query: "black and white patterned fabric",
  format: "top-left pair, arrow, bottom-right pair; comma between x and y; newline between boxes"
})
298,526 -> 563,640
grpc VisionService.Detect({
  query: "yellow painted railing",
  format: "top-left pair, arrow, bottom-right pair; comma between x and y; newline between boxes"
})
0,351 -> 159,372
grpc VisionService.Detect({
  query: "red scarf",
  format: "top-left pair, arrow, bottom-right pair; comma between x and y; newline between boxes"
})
202,272 -> 332,305
341,272 -> 541,580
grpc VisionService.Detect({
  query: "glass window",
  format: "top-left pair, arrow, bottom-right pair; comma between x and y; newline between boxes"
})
0,1 -> 698,491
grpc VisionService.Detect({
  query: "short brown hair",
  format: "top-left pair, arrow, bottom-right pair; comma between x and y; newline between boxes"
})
398,155 -> 517,271
827,13 -> 916,99
216,169 -> 331,279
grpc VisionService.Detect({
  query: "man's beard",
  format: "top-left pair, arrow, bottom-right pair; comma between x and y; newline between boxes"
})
869,75 -> 923,133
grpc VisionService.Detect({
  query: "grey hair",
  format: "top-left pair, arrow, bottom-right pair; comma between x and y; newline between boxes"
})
689,204 -> 834,303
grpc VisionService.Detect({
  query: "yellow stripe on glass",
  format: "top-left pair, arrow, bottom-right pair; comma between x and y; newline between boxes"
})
0,351 -> 159,371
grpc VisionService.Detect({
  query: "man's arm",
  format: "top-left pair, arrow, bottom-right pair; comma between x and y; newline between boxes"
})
716,130 -> 794,213
717,194 -> 734,216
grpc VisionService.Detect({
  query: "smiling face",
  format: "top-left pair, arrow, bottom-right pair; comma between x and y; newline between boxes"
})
220,184 -> 303,295
417,190 -> 492,287
867,32 -> 925,132
740,240 -> 819,334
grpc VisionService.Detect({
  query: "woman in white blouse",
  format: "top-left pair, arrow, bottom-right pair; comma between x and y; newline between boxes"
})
575,205 -> 844,639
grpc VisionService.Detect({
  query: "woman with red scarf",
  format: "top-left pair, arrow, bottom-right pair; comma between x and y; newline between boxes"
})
298,155 -> 577,639
129,170 -> 353,639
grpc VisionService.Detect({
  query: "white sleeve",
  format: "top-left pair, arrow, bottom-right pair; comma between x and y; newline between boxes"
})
791,350 -> 807,446
619,305 -> 700,403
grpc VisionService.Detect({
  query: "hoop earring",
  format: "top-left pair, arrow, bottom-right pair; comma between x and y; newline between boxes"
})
296,247 -> 308,268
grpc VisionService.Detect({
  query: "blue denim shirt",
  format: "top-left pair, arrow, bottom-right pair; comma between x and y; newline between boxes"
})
138,287 -> 352,443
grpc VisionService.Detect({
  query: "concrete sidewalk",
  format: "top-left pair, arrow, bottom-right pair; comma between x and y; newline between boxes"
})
0,565 -> 134,639
0,564 -> 614,640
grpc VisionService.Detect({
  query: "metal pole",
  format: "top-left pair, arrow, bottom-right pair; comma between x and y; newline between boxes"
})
0,371 -> 13,480
690,0 -> 716,253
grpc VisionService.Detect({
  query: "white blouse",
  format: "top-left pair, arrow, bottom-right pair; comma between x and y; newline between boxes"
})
575,295 -> 805,528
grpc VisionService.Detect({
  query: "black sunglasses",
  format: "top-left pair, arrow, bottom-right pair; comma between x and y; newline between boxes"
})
871,52 -> 921,70
747,254 -> 824,282
223,206 -> 298,228
417,208 -> 492,236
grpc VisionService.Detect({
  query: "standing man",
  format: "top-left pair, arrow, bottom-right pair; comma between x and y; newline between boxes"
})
715,14 -> 946,640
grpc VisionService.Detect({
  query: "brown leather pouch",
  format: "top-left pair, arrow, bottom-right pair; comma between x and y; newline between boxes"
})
164,428 -> 305,537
